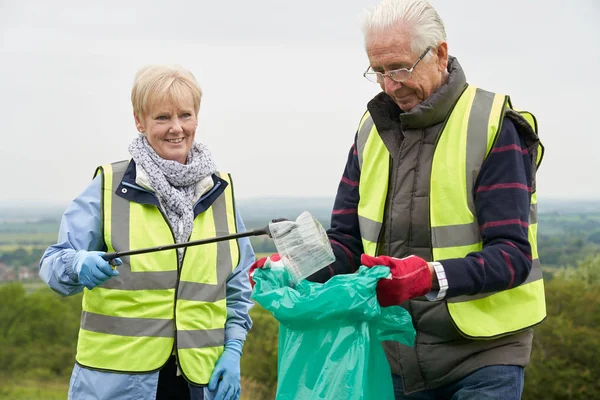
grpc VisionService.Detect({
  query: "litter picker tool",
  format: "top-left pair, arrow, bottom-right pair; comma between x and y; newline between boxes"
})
102,212 -> 335,283
101,218 -> 290,266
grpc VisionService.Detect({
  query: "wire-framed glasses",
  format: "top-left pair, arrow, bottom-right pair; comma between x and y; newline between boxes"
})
363,46 -> 432,84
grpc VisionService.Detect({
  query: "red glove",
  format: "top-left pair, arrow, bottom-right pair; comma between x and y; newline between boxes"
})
361,254 -> 432,307
249,253 -> 281,288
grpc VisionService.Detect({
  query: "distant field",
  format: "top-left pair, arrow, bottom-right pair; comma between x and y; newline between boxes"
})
0,232 -> 56,246
538,212 -> 600,237
0,220 -> 60,233
0,244 -> 48,252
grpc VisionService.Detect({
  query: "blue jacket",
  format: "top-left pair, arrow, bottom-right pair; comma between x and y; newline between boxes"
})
40,163 -> 254,400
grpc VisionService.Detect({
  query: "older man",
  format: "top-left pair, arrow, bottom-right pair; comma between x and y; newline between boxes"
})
252,0 -> 546,398
326,0 -> 546,398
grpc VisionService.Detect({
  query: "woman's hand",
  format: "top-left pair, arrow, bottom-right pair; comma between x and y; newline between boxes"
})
208,339 -> 243,400
74,250 -> 121,290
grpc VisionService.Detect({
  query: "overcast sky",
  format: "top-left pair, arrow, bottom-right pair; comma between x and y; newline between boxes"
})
1,0 -> 598,207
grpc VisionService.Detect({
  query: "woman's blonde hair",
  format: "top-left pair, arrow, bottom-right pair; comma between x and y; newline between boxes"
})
131,65 -> 202,119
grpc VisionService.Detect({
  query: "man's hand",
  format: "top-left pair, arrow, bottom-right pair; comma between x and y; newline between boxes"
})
361,254 -> 433,306
248,254 -> 281,288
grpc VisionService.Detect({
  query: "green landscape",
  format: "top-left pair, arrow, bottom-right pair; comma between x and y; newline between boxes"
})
0,198 -> 599,399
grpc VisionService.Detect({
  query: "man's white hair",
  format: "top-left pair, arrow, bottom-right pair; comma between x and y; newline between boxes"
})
361,0 -> 447,55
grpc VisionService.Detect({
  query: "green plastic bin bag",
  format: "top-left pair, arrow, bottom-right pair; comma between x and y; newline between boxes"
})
251,265 -> 416,400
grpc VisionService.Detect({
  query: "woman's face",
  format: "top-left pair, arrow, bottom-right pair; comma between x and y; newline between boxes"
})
135,93 -> 198,164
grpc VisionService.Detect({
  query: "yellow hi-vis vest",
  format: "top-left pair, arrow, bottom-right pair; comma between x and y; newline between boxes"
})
76,161 -> 240,384
356,85 -> 546,339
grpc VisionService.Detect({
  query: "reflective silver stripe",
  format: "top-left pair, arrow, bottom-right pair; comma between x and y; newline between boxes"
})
356,115 -> 374,171
358,215 -> 382,243
448,258 -> 543,303
103,162 -> 178,291
465,89 -> 495,217
81,311 -> 173,337
109,161 -> 130,263
103,270 -> 178,290
178,281 -> 226,302
177,329 -> 225,349
530,202 -> 538,225
431,222 -> 481,248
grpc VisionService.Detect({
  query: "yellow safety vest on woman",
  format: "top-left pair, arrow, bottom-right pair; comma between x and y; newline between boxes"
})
356,85 -> 546,338
75,160 -> 239,385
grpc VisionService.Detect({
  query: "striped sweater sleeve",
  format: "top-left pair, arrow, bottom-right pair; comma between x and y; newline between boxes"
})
440,117 -> 536,299
307,135 -> 364,283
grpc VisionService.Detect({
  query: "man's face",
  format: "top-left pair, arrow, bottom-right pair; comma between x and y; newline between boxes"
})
366,24 -> 448,112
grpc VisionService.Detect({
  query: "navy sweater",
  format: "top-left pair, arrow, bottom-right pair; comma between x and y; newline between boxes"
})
313,117 -> 537,300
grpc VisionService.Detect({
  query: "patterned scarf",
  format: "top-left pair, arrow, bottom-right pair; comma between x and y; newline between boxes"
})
128,135 -> 217,250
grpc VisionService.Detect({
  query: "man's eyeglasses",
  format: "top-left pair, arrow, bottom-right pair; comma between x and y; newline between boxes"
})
363,46 -> 432,84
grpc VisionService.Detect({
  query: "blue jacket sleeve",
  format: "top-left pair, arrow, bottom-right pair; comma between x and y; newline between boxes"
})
39,176 -> 104,296
224,209 -> 255,343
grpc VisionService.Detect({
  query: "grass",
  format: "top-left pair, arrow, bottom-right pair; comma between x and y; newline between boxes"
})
241,377 -> 276,400
0,377 -> 273,400
0,379 -> 68,400
21,281 -> 48,293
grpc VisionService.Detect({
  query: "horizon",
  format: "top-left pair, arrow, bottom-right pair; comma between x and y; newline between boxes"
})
1,195 -> 598,219
1,0 -> 599,205
1,195 -> 600,207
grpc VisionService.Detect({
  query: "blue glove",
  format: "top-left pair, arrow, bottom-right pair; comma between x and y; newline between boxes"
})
208,339 -> 243,400
74,250 -> 121,290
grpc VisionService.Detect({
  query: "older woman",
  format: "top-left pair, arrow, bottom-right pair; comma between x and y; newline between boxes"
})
40,65 -> 254,400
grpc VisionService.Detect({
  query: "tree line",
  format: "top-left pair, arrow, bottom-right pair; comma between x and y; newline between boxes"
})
1,255 -> 599,399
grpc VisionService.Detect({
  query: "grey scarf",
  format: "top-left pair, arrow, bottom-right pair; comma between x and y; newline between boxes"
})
128,135 -> 217,250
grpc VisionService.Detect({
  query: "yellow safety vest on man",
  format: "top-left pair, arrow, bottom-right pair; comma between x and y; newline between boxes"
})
75,160 -> 239,385
356,85 -> 546,338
